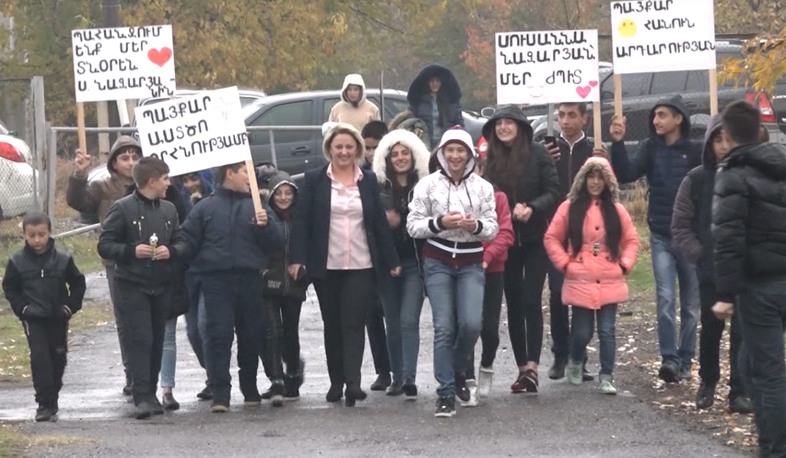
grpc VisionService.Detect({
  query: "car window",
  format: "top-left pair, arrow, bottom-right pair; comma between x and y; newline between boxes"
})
383,98 -> 409,117
249,100 -> 313,143
601,73 -> 650,97
239,96 -> 259,108
650,71 -> 688,94
322,98 -> 341,123
685,71 -> 707,92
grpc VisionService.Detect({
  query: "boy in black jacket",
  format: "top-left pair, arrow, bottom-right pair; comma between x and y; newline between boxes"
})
2,212 -> 86,422
97,157 -> 187,419
181,162 -> 282,413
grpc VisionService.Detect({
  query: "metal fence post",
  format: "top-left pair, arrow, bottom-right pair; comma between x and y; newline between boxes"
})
47,125 -> 57,226
269,130 -> 278,168
32,76 -> 46,211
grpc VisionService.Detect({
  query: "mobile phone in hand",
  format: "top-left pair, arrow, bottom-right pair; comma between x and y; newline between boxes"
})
544,135 -> 557,147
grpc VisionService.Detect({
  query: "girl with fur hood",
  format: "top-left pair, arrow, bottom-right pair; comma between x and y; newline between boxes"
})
372,129 -> 431,397
407,64 -> 464,150
407,127 -> 498,418
329,74 -> 381,133
544,157 -> 639,395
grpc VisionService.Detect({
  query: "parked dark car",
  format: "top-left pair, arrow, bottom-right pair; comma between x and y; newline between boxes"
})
512,40 -> 785,145
242,89 -> 486,175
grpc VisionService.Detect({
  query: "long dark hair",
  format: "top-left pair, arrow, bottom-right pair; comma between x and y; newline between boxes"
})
485,120 -> 531,202
567,179 -> 622,260
386,145 -> 418,207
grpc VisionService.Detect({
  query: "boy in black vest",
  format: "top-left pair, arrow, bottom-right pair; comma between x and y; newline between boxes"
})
3,212 -> 86,422
98,157 -> 188,419
672,115 -> 753,414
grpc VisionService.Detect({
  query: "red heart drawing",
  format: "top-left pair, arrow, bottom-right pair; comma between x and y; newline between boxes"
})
589,81 -> 599,87
576,86 -> 592,99
148,47 -> 172,67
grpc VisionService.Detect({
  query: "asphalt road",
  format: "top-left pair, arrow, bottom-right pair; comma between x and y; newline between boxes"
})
0,273 -> 749,458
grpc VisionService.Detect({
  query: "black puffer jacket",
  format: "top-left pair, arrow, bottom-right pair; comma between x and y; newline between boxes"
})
713,142 -> 786,302
671,114 -> 722,283
2,239 -> 86,322
408,64 -> 464,148
610,94 -> 702,238
482,105 -> 561,245
98,191 -> 188,295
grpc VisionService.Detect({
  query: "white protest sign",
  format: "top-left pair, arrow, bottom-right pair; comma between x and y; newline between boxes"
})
135,86 -> 252,177
495,30 -> 600,105
611,0 -> 715,74
71,25 -> 176,102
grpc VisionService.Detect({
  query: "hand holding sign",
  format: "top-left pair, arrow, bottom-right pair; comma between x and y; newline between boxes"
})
610,116 -> 627,142
74,148 -> 91,174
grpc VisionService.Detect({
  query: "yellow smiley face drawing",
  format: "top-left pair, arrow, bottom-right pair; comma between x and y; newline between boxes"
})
618,19 -> 637,38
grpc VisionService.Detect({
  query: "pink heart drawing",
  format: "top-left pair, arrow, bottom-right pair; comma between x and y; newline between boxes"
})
576,86 -> 592,99
589,80 -> 599,88
148,47 -> 173,67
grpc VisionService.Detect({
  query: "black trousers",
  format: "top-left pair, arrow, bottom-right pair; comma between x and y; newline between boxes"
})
314,269 -> 376,388
504,243 -> 548,366
263,296 -> 304,380
466,272 -> 505,379
24,320 -> 68,407
698,281 -> 745,399
547,263 -> 570,363
114,279 -> 168,405
366,297 -> 391,376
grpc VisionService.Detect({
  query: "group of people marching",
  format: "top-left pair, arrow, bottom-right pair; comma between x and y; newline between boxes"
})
5,64 -> 786,457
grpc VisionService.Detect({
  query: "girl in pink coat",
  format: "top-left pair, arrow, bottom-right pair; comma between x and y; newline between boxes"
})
544,157 -> 639,395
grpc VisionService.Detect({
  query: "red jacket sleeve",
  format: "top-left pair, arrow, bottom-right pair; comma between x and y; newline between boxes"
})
483,192 -> 514,266
544,200 -> 571,271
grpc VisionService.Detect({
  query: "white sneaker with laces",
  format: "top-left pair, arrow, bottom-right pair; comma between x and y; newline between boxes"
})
461,379 -> 479,407
478,366 -> 493,397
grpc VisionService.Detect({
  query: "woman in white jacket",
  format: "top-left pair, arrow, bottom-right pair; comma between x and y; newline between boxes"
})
407,127 -> 498,418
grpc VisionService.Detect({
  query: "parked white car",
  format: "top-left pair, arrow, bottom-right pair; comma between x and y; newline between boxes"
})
0,120 -> 36,219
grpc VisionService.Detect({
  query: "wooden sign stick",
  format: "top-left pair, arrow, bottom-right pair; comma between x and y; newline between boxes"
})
709,68 -> 718,116
245,159 -> 263,215
613,74 -> 623,119
593,101 -> 603,149
76,102 -> 87,155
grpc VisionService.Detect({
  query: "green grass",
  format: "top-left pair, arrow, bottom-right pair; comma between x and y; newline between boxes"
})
628,224 -> 656,295
0,424 -> 27,458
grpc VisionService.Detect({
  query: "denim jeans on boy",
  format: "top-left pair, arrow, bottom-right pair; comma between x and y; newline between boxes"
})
423,258 -> 484,398
738,277 -> 786,458
381,257 -> 425,385
198,271 -> 265,404
570,304 -> 617,375
160,317 -> 177,388
650,233 -> 700,369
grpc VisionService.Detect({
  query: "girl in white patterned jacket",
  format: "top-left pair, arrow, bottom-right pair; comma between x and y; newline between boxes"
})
407,127 -> 498,418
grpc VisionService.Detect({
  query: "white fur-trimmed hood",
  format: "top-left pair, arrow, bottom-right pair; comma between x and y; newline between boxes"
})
373,129 -> 432,185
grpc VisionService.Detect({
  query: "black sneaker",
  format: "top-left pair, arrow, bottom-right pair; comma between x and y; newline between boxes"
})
269,382 -> 285,407
729,396 -> 754,415
260,384 -> 275,400
35,404 -> 53,422
695,382 -> 716,410
548,359 -> 567,380
197,384 -> 213,401
456,375 -> 470,402
284,376 -> 300,401
210,401 -> 229,413
162,392 -> 180,411
122,377 -> 133,396
370,373 -> 391,391
134,401 -> 154,420
403,383 -> 418,398
434,396 -> 456,418
386,382 -> 404,396
658,361 -> 680,383
150,396 -> 165,415
582,362 -> 595,382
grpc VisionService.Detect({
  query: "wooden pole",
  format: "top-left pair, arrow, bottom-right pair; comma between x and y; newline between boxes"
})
76,102 -> 87,155
245,159 -> 263,214
613,74 -> 623,119
709,68 -> 719,116
593,101 -> 603,149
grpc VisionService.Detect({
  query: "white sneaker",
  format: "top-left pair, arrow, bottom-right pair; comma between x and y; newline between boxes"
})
478,366 -> 493,397
600,374 -> 617,396
461,379 -> 479,407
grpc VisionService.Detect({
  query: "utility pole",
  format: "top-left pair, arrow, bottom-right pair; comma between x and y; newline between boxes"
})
98,0 -> 121,163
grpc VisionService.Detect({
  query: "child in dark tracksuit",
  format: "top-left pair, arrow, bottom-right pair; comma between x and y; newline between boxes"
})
262,172 -> 309,403
97,157 -> 188,419
2,212 -> 86,422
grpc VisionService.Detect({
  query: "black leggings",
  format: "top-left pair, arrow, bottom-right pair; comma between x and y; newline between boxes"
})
503,243 -> 548,366
263,296 -> 304,381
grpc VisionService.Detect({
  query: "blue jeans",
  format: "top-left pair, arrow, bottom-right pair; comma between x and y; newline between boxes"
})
570,305 -> 617,375
198,271 -> 265,404
160,318 -> 177,388
650,233 -> 700,369
423,258 -> 484,398
381,258 -> 425,385
738,277 -> 786,458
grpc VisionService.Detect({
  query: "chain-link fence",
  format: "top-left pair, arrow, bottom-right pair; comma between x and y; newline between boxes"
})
0,78 -> 44,239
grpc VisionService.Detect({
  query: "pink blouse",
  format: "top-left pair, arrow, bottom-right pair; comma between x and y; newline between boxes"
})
326,165 -> 373,270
